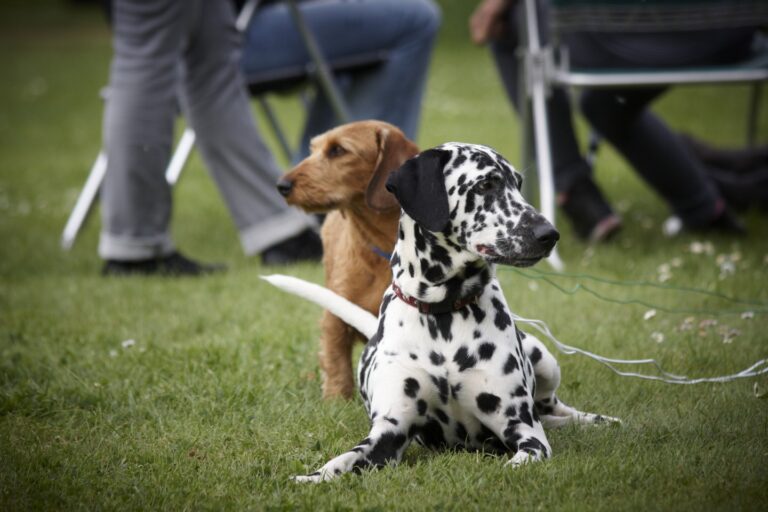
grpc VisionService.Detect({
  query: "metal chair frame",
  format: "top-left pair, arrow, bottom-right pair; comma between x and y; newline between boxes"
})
518,0 -> 768,270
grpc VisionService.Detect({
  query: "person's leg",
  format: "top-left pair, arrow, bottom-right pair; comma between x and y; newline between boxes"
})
180,0 -> 317,256
99,0 -> 184,261
306,0 -> 440,142
580,87 -> 729,228
490,2 -> 590,195
489,0 -> 619,241
240,0 -> 440,157
567,28 -> 753,232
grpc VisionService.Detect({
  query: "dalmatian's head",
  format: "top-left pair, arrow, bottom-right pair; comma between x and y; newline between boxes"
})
386,143 -> 558,267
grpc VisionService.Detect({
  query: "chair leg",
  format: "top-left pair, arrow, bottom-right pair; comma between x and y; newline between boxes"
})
518,41 -> 538,204
522,0 -> 564,271
530,69 -> 565,271
257,97 -> 295,163
165,127 -> 196,185
234,0 -> 261,32
286,0 -> 350,124
61,150 -> 107,250
62,128 -> 195,251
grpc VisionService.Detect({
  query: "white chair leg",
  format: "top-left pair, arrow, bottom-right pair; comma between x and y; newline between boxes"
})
530,80 -> 565,271
165,127 -> 195,185
62,128 -> 195,251
61,150 -> 107,250
523,0 -> 564,271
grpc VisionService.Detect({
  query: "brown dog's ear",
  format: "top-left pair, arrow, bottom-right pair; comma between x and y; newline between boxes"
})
365,126 -> 419,212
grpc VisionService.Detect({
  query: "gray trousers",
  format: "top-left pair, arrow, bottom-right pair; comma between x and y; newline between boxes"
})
99,0 -> 314,260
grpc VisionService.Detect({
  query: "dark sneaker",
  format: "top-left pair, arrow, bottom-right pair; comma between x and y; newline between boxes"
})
706,208 -> 746,234
101,251 -> 226,277
558,177 -> 622,243
260,228 -> 322,265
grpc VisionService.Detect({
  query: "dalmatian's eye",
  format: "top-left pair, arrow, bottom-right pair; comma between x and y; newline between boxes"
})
474,176 -> 501,194
326,144 -> 347,158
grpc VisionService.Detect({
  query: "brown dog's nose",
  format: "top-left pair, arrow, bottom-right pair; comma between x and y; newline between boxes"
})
276,178 -> 293,197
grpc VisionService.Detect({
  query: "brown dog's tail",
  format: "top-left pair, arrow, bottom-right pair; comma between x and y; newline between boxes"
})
260,274 -> 378,339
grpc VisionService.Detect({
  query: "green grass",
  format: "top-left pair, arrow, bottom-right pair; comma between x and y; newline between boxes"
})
1,2 -> 768,510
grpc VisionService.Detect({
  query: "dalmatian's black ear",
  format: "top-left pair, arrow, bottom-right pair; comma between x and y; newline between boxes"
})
386,148 -> 451,232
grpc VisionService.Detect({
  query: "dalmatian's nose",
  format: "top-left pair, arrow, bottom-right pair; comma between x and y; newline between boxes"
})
532,220 -> 560,249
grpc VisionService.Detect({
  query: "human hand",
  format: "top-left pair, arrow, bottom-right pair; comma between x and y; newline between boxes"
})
469,0 -> 513,45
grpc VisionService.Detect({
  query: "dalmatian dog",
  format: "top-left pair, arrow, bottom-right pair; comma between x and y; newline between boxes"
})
264,143 -> 619,483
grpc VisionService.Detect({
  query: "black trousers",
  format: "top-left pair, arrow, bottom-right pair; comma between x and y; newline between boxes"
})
491,0 -> 757,225
569,28 -> 756,225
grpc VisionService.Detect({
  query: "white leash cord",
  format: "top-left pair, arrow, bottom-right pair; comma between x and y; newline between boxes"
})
510,312 -> 768,384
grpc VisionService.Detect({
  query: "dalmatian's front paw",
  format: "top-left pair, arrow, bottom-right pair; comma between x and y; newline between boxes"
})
291,472 -> 321,483
506,451 -> 537,468
292,470 -> 334,483
582,412 -> 622,425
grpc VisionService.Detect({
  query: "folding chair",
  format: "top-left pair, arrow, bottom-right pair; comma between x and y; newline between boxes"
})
518,0 -> 768,270
61,0 -> 385,250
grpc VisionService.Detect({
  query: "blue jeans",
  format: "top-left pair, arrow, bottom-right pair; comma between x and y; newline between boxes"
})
240,0 -> 441,157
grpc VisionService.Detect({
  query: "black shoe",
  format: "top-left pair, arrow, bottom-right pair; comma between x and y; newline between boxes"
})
686,207 -> 746,235
260,229 -> 322,265
101,251 -> 226,277
707,208 -> 747,234
559,177 -> 622,243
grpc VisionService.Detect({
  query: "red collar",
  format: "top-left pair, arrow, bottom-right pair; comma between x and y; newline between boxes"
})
392,282 -> 480,314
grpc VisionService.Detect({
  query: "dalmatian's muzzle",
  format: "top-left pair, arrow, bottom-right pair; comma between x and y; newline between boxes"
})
479,210 -> 560,267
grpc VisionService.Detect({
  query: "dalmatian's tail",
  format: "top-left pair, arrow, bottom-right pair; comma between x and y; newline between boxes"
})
260,274 -> 377,339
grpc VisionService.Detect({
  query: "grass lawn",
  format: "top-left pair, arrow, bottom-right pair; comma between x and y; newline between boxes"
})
1,1 -> 767,510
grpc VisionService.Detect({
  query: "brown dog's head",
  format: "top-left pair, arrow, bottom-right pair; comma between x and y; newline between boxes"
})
276,120 -> 419,213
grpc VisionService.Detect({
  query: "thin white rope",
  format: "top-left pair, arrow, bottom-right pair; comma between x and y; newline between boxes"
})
510,311 -> 768,384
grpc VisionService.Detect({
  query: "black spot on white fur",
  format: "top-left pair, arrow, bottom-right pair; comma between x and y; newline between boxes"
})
292,143 -> 616,483
404,378 -> 420,398
476,393 -> 501,414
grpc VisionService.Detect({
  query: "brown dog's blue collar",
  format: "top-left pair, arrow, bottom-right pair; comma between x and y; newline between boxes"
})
371,245 -> 392,260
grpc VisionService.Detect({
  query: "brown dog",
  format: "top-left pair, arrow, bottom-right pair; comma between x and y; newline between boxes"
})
277,120 -> 419,399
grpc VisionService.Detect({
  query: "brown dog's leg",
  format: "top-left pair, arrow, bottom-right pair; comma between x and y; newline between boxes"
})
318,310 -> 357,399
